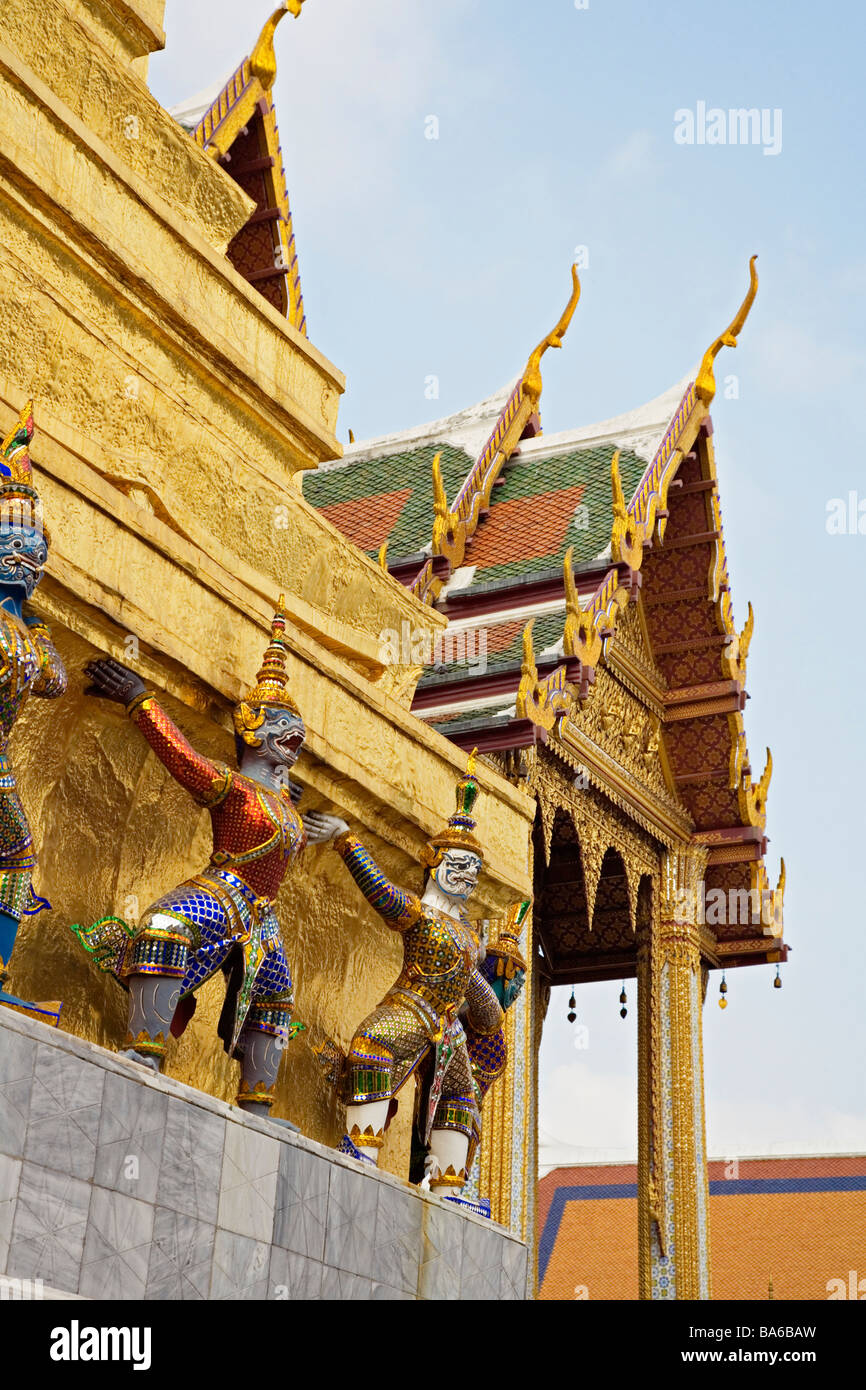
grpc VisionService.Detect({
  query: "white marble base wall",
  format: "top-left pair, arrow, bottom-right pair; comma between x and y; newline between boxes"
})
0,1010 -> 528,1301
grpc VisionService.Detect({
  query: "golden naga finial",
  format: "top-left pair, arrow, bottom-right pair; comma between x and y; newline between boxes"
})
515,620 -> 538,718
377,541 -> 388,570
695,255 -> 759,405
431,451 -> 447,520
748,746 -> 773,823
521,264 -> 581,407
521,620 -> 536,671
760,746 -> 773,794
466,747 -> 478,777
562,546 -> 603,666
611,449 -> 626,517
609,450 -> 643,569
250,2 -> 310,89
563,544 -> 579,618
740,602 -> 755,659
736,601 -> 755,679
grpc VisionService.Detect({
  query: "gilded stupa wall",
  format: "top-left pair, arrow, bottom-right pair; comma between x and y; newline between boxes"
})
0,0 -> 535,1179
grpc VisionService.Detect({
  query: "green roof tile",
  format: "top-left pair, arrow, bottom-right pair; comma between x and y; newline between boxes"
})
303,443 -> 473,562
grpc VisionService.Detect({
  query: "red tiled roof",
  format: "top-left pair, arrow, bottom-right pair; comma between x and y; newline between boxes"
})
481,618 -> 526,657
319,487 -> 412,552
468,484 -> 586,570
538,1156 -> 866,1301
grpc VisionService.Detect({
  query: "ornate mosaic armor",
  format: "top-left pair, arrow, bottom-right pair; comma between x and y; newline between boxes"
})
122,692 -> 304,1056
334,831 -> 503,1153
0,618 -> 66,928
74,600 -> 311,1113
0,404 -> 67,986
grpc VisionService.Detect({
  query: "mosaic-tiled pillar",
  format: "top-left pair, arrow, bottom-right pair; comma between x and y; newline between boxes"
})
473,919 -> 536,1259
638,849 -> 712,1300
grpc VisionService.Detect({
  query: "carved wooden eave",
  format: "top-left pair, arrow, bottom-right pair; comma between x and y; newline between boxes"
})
525,752 -> 660,988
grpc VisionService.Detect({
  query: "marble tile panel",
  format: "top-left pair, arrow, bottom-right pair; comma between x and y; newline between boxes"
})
371,1281 -> 415,1300
0,1027 -> 35,1160
24,1044 -> 104,1181
268,1246 -> 323,1301
0,1152 -> 21,1272
371,1181 -> 422,1295
6,1161 -> 90,1293
93,1071 -> 168,1204
217,1121 -> 279,1242
419,1199 -> 464,1300
158,1098 -> 225,1225
211,1228 -> 271,1300
460,1219 -> 504,1300
323,1161 -> 378,1279
145,1206 -> 215,1301
320,1266 -> 372,1300
500,1238 -> 529,1300
78,1187 -> 154,1300
272,1141 -> 328,1260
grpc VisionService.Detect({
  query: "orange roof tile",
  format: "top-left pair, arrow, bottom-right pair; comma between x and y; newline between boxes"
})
319,486 -> 412,551
469,484 -> 586,570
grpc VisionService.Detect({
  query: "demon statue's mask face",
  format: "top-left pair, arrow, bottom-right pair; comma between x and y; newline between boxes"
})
0,514 -> 47,600
256,706 -> 306,772
432,848 -> 482,903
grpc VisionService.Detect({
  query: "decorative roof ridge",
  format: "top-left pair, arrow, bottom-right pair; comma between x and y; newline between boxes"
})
442,561 -> 597,602
408,264 -> 582,605
512,370 -> 696,467
326,367 -> 694,482
320,380 -> 520,473
517,260 -> 764,739
182,4 -> 309,158
169,4 -> 310,334
170,70 -> 237,131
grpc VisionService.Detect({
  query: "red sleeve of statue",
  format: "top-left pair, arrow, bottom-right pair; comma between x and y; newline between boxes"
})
129,697 -> 232,807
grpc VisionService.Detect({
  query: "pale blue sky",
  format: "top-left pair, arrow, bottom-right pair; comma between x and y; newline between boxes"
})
149,1 -> 866,1161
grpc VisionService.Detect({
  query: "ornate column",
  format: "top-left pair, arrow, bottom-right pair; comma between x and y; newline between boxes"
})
638,847 -> 712,1299
471,917 -> 538,1246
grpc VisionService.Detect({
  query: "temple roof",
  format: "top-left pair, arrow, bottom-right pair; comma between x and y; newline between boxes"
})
308,256 -> 784,973
168,4 -> 307,332
305,371 -> 693,577
305,372 -> 694,697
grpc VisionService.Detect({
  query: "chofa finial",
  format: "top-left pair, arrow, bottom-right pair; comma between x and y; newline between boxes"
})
695,255 -> 759,405
250,2 -> 310,88
521,264 -> 581,406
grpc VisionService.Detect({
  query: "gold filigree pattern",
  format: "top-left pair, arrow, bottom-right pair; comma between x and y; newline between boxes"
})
573,668 -> 671,805
529,751 -> 658,920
